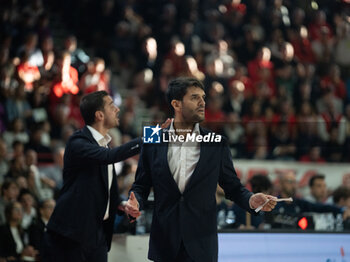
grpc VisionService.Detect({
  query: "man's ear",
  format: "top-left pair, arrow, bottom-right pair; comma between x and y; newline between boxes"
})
95,111 -> 104,122
171,100 -> 181,113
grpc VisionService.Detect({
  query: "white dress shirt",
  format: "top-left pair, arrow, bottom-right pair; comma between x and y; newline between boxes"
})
10,226 -> 23,254
87,126 -> 113,220
167,122 -> 200,193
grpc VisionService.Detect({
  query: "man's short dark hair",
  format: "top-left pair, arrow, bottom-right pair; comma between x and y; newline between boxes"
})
18,188 -> 34,202
80,91 -> 109,125
166,77 -> 204,115
333,186 -> 350,205
309,174 -> 325,188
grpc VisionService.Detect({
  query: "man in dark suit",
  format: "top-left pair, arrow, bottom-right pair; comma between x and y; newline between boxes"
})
42,91 -> 142,262
126,77 -> 277,262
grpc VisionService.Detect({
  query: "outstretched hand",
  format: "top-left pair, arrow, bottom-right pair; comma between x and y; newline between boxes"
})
249,193 -> 277,212
125,192 -> 141,222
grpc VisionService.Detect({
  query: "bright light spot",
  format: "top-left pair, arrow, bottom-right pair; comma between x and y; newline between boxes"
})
175,42 -> 185,56
186,57 -> 198,73
218,5 -> 227,13
233,80 -> 245,92
311,1 -> 318,10
214,59 -> 224,75
298,217 -> 308,230
262,47 -> 271,61
213,81 -> 224,93
300,26 -> 308,38
144,69 -> 153,83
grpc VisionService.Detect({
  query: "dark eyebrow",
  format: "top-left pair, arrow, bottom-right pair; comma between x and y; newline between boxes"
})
191,94 -> 203,97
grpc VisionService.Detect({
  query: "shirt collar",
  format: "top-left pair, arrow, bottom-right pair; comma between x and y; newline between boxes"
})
87,125 -> 112,146
169,120 -> 200,135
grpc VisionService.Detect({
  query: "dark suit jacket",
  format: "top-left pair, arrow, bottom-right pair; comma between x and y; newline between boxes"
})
0,224 -> 25,259
28,218 -> 46,251
131,127 -> 254,262
47,126 -> 141,249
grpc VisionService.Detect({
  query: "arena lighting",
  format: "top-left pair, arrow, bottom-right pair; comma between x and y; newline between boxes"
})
298,217 -> 308,230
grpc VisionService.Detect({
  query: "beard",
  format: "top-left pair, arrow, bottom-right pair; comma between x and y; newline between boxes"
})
181,108 -> 205,123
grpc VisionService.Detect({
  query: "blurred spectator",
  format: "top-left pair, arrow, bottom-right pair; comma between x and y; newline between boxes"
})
333,186 -> 350,209
63,35 -> 89,75
242,100 -> 269,158
17,33 -> 44,67
299,145 -> 326,163
204,95 -> 226,133
222,80 -> 246,115
271,98 -> 297,138
182,56 -> 205,81
222,113 -> 245,158
247,46 -> 276,97
320,64 -> 346,101
2,118 -> 29,151
317,96 -> 346,144
25,149 -> 54,200
18,189 -> 37,230
270,121 -> 296,160
16,51 -> 40,92
11,141 -> 25,160
38,147 -> 64,191
136,37 -> 158,71
0,139 -> 9,183
26,126 -> 52,163
79,58 -> 109,94
36,13 -> 51,43
6,155 -> 27,179
28,198 -> 56,251
0,179 -> 19,225
290,26 -> 315,64
205,40 -> 236,78
273,42 -> 297,98
308,10 -> 333,41
236,27 -> 260,65
5,85 -> 32,123
50,51 -> 79,114
22,0 -> 44,22
334,22 -> 350,78
295,102 -> 320,158
230,65 -> 253,99
324,127 -> 345,162
332,186 -> 350,230
0,201 -> 38,261
39,35 -> 54,72
305,174 -> 328,203
311,26 -> 334,66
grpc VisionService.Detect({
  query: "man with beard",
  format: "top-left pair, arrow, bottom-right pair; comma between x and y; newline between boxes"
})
126,77 -> 277,262
42,91 -> 142,262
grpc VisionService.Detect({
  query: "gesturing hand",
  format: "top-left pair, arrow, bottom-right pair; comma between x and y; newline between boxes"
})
161,118 -> 173,129
249,193 -> 277,212
125,192 -> 141,222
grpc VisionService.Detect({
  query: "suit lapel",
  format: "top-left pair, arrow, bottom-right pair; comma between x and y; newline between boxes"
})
83,126 -> 109,190
159,130 -> 182,194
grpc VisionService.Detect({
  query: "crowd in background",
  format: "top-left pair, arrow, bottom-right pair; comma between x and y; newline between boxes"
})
1,0 -> 350,260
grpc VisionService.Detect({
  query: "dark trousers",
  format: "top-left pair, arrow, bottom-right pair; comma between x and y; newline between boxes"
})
155,241 -> 194,262
41,227 -> 108,262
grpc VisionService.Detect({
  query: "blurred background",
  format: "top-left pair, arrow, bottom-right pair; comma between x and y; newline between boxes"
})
0,0 -> 350,261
